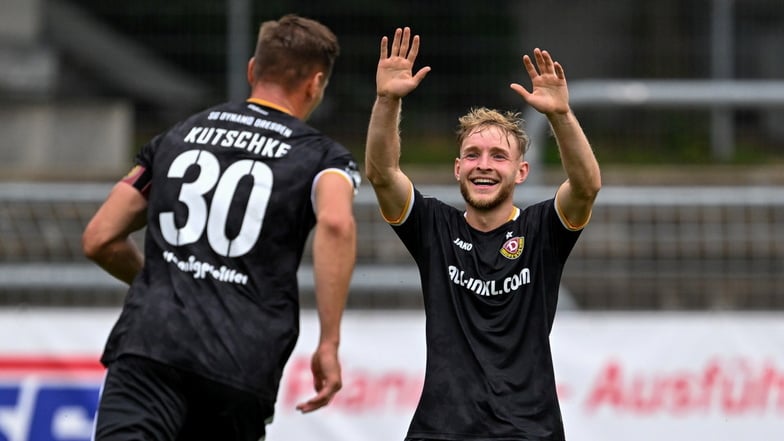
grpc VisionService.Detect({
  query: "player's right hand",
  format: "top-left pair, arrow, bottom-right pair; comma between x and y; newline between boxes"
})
295,344 -> 342,413
376,27 -> 431,99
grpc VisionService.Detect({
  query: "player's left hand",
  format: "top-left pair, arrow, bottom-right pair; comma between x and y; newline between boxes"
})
510,48 -> 570,116
295,344 -> 342,413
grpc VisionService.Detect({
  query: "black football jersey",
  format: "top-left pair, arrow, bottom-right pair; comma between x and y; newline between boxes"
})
101,99 -> 360,400
393,187 -> 581,441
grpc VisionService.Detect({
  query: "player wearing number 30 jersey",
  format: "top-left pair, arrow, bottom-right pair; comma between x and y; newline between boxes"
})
83,14 -> 358,441
105,96 -> 359,396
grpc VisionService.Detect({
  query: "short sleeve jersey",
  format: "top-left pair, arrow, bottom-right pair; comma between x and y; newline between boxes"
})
101,100 -> 360,400
393,187 -> 581,441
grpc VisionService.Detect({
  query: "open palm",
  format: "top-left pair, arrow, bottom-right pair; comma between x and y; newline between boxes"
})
376,27 -> 431,99
510,48 -> 570,115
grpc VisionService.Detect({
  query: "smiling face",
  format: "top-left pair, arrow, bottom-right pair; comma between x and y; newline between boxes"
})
455,125 -> 529,212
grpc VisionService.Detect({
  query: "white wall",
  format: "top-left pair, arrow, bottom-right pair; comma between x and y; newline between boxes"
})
1,309 -> 783,441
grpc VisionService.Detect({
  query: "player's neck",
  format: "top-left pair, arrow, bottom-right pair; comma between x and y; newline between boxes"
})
464,204 -> 518,232
248,84 -> 299,118
247,97 -> 294,116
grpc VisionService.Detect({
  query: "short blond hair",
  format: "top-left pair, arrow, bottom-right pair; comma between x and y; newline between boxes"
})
456,107 -> 529,158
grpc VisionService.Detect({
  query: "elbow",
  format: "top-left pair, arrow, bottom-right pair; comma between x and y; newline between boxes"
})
365,169 -> 385,188
588,175 -> 602,200
364,165 -> 377,185
364,163 -> 384,187
81,224 -> 112,263
364,155 -> 400,189
583,168 -> 602,200
584,182 -> 602,205
81,233 -> 103,263
365,165 -> 400,190
317,211 -> 356,241
571,173 -> 602,204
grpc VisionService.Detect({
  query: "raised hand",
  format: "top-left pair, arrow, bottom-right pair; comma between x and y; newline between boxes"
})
510,48 -> 570,116
376,27 -> 431,99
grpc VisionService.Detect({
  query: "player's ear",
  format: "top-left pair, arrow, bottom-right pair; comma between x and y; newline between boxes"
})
247,57 -> 256,85
454,157 -> 461,181
306,71 -> 326,98
516,160 -> 529,184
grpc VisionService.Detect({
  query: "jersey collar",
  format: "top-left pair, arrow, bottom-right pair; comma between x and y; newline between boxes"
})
246,98 -> 293,116
463,207 -> 520,223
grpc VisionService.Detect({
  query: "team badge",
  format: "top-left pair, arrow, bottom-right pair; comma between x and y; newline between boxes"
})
500,236 -> 524,260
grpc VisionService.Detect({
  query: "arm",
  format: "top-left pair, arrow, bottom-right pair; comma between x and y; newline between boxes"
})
82,182 -> 148,284
365,27 -> 430,222
548,110 -> 601,229
296,172 -> 357,413
510,49 -> 601,229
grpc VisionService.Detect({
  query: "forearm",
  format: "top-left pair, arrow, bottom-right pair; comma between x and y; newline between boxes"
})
83,181 -> 148,284
311,219 -> 356,348
365,96 -> 404,187
548,110 -> 601,199
90,238 -> 144,285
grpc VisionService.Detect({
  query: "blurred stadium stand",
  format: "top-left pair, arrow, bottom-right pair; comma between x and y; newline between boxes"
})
0,0 -> 209,179
3,0 -> 784,169
51,0 -> 784,164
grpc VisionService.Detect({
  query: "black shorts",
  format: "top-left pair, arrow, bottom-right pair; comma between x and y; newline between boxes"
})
93,355 -> 273,441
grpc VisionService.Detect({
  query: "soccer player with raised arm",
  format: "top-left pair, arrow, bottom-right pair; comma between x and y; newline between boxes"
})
365,27 -> 601,440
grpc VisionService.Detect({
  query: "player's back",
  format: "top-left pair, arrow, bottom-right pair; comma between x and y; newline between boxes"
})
101,99 -> 358,398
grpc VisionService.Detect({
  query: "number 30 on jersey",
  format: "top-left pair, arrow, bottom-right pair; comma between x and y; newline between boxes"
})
159,149 -> 272,257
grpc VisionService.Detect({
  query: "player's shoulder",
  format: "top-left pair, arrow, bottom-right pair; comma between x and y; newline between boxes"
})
416,188 -> 462,217
520,198 -> 555,216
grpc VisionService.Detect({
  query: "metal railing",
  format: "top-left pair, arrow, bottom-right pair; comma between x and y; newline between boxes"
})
524,79 -> 784,184
1,182 -> 782,310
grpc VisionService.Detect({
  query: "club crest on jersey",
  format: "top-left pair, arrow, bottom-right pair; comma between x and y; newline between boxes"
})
500,236 -> 524,260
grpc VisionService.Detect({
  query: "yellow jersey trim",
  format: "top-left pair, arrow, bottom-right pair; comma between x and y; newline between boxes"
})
246,98 -> 293,116
383,180 -> 415,226
554,192 -> 591,231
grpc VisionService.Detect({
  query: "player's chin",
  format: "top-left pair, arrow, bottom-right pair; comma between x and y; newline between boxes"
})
461,182 -> 502,207
473,184 -> 498,195
465,193 -> 502,210
470,184 -> 502,199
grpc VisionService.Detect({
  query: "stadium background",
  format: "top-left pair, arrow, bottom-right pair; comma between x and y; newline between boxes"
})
0,1 -> 783,440
1,0 -> 782,309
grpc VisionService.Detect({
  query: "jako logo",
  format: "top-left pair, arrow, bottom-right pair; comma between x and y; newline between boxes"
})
453,237 -> 473,251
